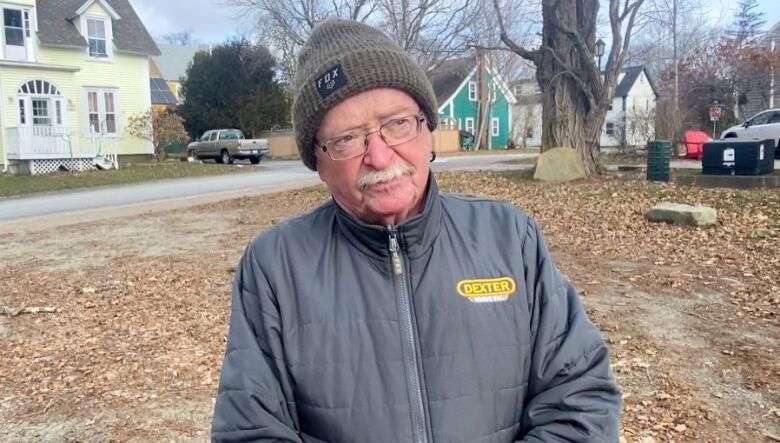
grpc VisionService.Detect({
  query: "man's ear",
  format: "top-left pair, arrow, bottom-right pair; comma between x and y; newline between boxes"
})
314,151 -> 327,181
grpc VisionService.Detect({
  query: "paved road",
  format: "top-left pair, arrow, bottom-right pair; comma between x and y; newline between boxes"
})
0,154 -> 534,223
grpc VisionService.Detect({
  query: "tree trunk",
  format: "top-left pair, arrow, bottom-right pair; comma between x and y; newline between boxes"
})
494,0 -> 643,175
536,0 -> 605,173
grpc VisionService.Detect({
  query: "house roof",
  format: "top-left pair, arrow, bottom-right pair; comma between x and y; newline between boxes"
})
153,44 -> 203,81
512,65 -> 660,99
427,56 -> 517,108
759,20 -> 780,47
615,65 -> 659,98
36,0 -> 160,56
427,57 -> 477,105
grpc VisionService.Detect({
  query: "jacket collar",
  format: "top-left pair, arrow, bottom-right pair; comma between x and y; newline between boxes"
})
334,173 -> 442,260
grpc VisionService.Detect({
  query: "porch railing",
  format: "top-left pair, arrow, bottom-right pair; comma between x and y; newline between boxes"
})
5,126 -> 117,160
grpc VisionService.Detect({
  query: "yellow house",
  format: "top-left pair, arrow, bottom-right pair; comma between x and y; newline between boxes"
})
0,0 -> 160,174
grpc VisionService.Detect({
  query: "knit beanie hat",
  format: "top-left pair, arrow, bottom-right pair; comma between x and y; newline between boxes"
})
292,18 -> 438,171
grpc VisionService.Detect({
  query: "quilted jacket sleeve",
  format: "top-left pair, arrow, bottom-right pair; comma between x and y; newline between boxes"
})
212,245 -> 302,443
517,218 -> 621,442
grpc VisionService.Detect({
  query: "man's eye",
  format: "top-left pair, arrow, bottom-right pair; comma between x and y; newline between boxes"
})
390,117 -> 410,126
331,133 -> 360,150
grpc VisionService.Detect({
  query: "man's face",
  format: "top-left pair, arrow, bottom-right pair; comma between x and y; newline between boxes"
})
315,88 -> 432,226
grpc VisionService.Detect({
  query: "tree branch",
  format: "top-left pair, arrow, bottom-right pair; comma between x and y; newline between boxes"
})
492,0 -> 540,63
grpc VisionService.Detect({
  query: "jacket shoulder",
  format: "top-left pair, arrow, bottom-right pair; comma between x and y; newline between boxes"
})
245,199 -> 336,267
439,191 -> 533,241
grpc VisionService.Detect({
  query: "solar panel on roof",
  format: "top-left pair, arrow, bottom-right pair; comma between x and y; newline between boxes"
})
152,78 -> 168,90
149,78 -> 179,105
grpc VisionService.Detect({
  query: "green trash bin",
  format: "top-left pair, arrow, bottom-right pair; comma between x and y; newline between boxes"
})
647,140 -> 672,182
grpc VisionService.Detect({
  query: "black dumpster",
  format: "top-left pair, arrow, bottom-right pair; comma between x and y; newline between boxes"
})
702,139 -> 775,176
647,140 -> 672,182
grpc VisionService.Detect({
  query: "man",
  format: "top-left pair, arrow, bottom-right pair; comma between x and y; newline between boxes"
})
212,18 -> 621,443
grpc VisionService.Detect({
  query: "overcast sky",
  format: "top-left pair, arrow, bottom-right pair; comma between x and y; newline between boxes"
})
129,0 -> 780,46
128,0 -> 254,45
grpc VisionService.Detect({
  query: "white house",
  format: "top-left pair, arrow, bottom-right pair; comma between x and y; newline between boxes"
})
0,0 -> 160,175
512,65 -> 660,149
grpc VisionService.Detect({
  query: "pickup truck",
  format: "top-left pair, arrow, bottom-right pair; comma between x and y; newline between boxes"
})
186,129 -> 270,164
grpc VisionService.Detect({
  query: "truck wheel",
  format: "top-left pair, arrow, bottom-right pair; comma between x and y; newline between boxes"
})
220,150 -> 233,165
250,156 -> 261,165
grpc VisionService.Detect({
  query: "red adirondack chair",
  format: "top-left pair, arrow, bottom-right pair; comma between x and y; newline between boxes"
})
683,130 -> 710,160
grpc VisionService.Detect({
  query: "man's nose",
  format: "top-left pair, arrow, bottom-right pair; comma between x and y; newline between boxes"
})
362,132 -> 395,169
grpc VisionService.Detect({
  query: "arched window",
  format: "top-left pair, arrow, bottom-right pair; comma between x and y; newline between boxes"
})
18,80 -> 61,96
16,80 -> 64,127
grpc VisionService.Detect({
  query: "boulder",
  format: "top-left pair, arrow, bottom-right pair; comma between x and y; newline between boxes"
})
533,147 -> 587,182
646,203 -> 717,227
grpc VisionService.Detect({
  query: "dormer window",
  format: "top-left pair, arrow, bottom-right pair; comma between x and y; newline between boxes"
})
87,18 -> 108,57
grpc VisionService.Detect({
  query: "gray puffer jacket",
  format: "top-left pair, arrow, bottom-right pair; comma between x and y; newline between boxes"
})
212,175 -> 621,442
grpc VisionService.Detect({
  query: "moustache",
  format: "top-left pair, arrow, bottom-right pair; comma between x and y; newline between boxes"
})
356,162 -> 415,191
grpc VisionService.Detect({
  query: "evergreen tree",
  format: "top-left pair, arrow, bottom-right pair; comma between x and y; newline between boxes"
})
727,0 -> 766,46
179,40 -> 289,139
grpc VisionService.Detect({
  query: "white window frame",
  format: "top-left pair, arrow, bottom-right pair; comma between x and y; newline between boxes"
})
85,87 -> 119,136
17,98 -> 25,124
16,80 -> 65,127
605,122 -> 615,136
31,98 -> 52,126
81,15 -> 112,60
491,117 -> 499,136
468,81 -> 477,101
465,117 -> 475,133
1,5 -> 34,61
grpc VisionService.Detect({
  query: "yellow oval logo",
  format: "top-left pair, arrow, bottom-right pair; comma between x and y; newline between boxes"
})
457,277 -> 516,298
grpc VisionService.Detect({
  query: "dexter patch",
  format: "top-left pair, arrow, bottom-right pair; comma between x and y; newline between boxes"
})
315,64 -> 347,99
457,277 -> 516,303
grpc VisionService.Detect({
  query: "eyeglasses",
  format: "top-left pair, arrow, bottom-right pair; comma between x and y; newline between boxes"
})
318,113 -> 426,161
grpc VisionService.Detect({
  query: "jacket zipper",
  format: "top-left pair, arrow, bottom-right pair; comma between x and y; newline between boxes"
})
388,226 -> 428,443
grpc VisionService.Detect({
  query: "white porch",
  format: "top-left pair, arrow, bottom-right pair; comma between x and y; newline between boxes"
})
5,126 -> 118,174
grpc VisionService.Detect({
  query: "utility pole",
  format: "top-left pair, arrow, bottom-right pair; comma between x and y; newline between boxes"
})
673,0 -> 679,148
475,49 -> 489,150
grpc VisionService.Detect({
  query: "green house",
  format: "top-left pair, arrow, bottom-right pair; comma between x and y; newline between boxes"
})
428,57 -> 517,149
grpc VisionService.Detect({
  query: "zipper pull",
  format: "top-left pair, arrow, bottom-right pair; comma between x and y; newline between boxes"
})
387,226 -> 403,276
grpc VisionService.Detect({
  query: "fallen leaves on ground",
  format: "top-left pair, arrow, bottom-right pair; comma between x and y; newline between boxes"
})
0,171 -> 777,442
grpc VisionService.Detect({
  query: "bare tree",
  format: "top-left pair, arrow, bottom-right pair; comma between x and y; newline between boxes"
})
220,0 -> 376,83
630,0 -> 713,145
376,0 -> 483,69
468,0 -> 540,89
493,0 -> 645,174
161,29 -> 199,47
223,0 -> 488,82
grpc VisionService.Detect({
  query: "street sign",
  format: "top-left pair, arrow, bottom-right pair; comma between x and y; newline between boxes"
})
709,104 -> 722,122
